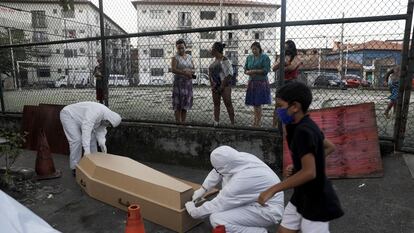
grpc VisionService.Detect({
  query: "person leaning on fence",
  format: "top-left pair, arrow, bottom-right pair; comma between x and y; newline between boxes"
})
208,41 -> 235,126
272,40 -> 302,85
93,58 -> 105,104
244,41 -> 272,127
383,65 -> 401,119
272,40 -> 302,128
171,39 -> 195,124
258,82 -> 344,233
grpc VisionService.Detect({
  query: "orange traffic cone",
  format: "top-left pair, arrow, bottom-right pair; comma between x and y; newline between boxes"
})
212,225 -> 226,233
35,129 -> 61,180
125,204 -> 145,233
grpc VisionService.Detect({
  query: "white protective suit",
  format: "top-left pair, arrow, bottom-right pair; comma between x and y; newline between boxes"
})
0,190 -> 61,233
59,101 -> 122,169
185,146 -> 284,233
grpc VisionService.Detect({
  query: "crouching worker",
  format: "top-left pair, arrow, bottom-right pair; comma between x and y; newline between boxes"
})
60,101 -> 122,174
185,145 -> 284,233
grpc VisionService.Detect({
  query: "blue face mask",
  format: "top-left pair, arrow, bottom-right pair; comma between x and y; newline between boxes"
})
277,107 -> 294,125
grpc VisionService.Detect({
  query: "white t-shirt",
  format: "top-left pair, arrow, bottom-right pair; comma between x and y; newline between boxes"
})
219,58 -> 234,81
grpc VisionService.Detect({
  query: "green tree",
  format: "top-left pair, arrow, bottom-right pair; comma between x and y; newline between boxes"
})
60,0 -> 75,11
0,29 -> 29,77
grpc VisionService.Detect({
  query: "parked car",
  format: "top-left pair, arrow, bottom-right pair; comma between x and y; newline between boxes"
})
192,73 -> 210,86
314,74 -> 346,89
149,78 -> 166,85
343,74 -> 371,88
53,74 -> 88,88
108,74 -> 129,87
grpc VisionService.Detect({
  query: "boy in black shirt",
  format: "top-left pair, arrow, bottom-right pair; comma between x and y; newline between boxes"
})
258,82 -> 343,233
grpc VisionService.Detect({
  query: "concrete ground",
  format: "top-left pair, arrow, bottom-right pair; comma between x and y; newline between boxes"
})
2,150 -> 414,233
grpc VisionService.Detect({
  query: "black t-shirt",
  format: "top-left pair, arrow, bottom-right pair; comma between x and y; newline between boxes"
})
286,115 -> 344,221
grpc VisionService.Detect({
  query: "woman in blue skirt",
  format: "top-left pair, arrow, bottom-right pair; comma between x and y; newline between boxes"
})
244,42 -> 271,127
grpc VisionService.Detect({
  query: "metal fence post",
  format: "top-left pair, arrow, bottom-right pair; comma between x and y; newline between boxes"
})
99,0 -> 108,107
394,0 -> 414,150
0,76 -> 4,113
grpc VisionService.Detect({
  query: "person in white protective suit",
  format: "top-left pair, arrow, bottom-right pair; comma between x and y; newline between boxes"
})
59,101 -> 122,172
0,190 -> 61,233
185,145 -> 284,233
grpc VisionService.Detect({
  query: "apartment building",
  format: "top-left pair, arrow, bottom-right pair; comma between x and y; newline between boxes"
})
131,0 -> 279,85
0,0 -> 131,87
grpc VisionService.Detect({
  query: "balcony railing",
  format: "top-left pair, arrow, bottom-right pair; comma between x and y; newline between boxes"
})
178,19 -> 192,28
226,40 -> 239,48
225,19 -> 239,26
32,47 -> 52,57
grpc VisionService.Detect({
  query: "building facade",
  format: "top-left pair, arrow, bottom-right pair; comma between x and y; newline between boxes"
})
0,0 -> 131,87
131,0 -> 279,85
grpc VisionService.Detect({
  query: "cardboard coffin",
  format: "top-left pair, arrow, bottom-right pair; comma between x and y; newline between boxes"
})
76,153 -> 202,233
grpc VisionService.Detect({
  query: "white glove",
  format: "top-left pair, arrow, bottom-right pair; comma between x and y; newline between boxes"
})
192,187 -> 206,201
100,144 -> 107,153
185,201 -> 197,218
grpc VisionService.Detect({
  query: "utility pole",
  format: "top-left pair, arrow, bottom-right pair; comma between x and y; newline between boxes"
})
7,28 -> 17,89
220,0 -> 223,43
99,0 -> 108,106
339,12 -> 344,78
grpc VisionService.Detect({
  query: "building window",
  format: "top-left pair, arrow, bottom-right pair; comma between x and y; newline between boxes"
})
200,32 -> 216,40
151,68 -> 164,76
245,12 -> 249,17
37,67 -> 50,77
225,13 -> 238,26
200,68 -> 209,75
150,10 -> 163,19
150,49 -> 164,57
31,11 -> 47,28
245,50 -> 249,54
64,49 -> 77,57
62,9 -> 75,18
56,49 -> 60,54
200,49 -> 213,58
253,31 -> 264,40
79,48 -> 85,53
200,11 -> 216,20
57,68 -> 62,73
80,29 -> 85,34
178,12 -> 191,27
79,9 -> 83,13
252,12 -> 265,21
53,9 -> 57,14
32,31 -> 48,42
64,29 -> 76,38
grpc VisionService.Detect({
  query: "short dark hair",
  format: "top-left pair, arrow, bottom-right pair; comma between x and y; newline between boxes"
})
251,41 -> 263,53
276,82 -> 312,113
176,39 -> 186,46
212,41 -> 226,54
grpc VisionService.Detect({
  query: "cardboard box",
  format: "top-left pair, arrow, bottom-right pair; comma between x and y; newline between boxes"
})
76,153 -> 202,233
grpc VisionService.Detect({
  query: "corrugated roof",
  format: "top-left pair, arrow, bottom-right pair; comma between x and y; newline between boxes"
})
131,0 -> 279,8
300,55 -> 363,70
333,40 -> 403,52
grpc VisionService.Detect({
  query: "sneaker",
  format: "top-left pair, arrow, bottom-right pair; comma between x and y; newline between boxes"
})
213,121 -> 219,127
72,169 -> 76,177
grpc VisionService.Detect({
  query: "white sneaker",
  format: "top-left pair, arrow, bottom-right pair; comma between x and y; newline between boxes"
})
213,120 -> 219,127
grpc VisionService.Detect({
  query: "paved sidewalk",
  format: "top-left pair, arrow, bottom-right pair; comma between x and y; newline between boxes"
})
2,150 -> 414,233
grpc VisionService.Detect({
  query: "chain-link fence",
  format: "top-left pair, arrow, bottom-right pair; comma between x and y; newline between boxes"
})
0,0 -> 413,151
